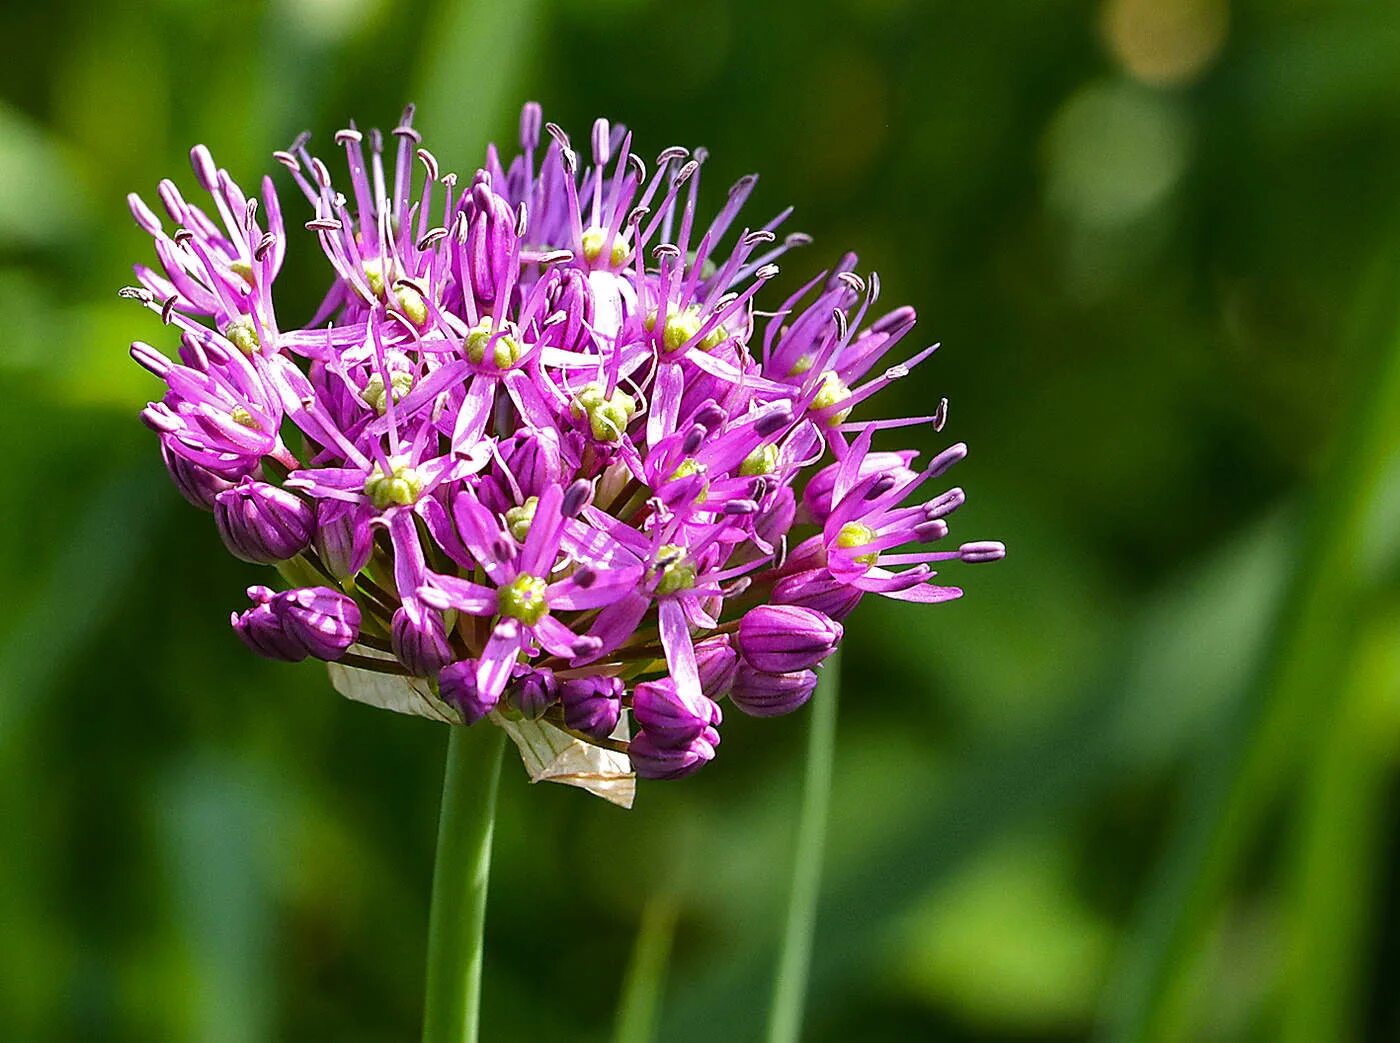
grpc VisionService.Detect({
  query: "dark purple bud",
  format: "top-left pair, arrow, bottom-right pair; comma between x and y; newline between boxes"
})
277,586 -> 360,661
230,585 -> 358,662
629,726 -> 719,780
392,602 -> 455,676
694,635 -> 740,700
924,487 -> 965,520
779,535 -> 827,576
560,675 -> 623,740
562,478 -> 593,519
738,605 -> 842,673
933,397 -> 949,432
754,486 -> 796,548
439,660 -> 497,724
771,568 -> 864,621
729,666 -> 818,717
161,438 -> 234,510
231,586 -> 306,662
500,429 -> 563,497
632,678 -> 718,749
512,667 -> 557,719
314,500 -> 372,580
214,479 -> 314,563
959,540 -> 1006,563
724,499 -> 759,516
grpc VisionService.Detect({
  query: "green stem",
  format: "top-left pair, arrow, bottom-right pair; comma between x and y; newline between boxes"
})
766,650 -> 841,1043
421,723 -> 507,1043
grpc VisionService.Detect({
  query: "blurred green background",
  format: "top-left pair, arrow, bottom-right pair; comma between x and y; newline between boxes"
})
5,0 -> 1400,1039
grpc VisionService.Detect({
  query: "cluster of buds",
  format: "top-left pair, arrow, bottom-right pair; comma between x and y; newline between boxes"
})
124,103 -> 1003,782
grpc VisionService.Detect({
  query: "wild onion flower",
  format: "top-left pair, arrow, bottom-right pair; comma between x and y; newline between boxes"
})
123,103 -> 1003,796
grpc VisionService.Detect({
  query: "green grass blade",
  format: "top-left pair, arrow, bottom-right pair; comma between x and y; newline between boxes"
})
613,896 -> 680,1043
1277,611 -> 1400,1042
1100,251 -> 1400,1042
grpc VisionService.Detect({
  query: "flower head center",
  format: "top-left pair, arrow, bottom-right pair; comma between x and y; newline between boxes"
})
581,225 -> 630,267
465,320 -> 523,369
362,260 -> 428,325
498,573 -> 549,624
223,317 -> 260,357
654,543 -> 697,595
739,444 -> 778,477
812,371 -> 853,427
364,458 -> 425,508
649,306 -> 726,354
836,521 -> 879,566
570,381 -> 637,442
667,458 -> 709,502
505,496 -> 539,542
362,370 -> 415,415
229,259 -> 255,286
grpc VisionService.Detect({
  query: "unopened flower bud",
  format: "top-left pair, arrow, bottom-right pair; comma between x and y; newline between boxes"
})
729,665 -> 818,717
277,586 -> 361,660
214,479 -> 314,563
231,587 -> 307,661
738,605 -> 842,673
632,678 -> 719,749
314,500 -> 372,580
755,487 -> 797,548
161,438 -> 235,510
392,602 -> 455,676
500,429 -> 563,497
771,568 -> 864,621
439,660 -> 497,724
560,675 -> 623,739
230,585 -> 359,662
693,634 -> 739,700
512,667 -> 557,719
629,726 -> 719,780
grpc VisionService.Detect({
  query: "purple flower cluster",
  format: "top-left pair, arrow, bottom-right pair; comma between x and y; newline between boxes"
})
124,103 -> 1003,781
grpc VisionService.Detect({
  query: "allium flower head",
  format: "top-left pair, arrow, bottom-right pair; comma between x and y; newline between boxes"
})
123,102 -> 1003,803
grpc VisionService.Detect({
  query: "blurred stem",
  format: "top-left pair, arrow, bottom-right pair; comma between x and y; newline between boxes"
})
613,895 -> 679,1043
421,723 -> 507,1043
1103,255 -> 1400,1042
1278,610 -> 1400,1043
767,650 -> 841,1043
